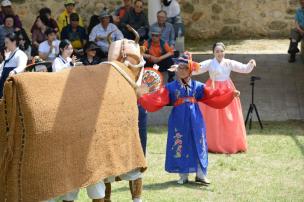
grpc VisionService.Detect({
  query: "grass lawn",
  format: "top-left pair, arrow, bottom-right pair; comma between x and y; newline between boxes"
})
74,121 -> 304,202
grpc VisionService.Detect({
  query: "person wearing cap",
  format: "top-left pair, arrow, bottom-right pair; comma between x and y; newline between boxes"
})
38,28 -> 60,62
143,26 -> 174,82
87,2 -> 108,35
120,0 -> 149,43
150,10 -> 175,47
89,10 -> 123,59
61,13 -> 87,54
0,0 -> 22,28
57,0 -> 84,33
80,41 -> 102,65
193,42 -> 256,154
137,51 -> 239,185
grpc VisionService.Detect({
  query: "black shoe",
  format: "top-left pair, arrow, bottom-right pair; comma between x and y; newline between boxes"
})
288,54 -> 296,63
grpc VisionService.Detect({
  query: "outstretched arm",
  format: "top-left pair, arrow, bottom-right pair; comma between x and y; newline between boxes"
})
199,86 -> 238,109
138,87 -> 170,112
230,59 -> 256,73
192,59 -> 211,75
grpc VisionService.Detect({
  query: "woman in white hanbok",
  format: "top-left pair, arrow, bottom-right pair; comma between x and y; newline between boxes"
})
193,42 -> 256,154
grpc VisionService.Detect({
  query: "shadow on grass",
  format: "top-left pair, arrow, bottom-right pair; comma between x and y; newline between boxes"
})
144,180 -> 208,191
112,180 -> 208,193
290,135 -> 304,157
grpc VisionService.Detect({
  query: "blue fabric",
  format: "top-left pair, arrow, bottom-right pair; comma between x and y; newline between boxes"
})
295,8 -> 304,28
164,80 -> 208,175
0,67 -> 15,98
150,22 -> 175,46
61,25 -> 87,43
138,104 -> 148,155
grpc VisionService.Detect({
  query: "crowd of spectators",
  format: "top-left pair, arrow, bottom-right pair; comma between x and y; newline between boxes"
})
0,0 -> 185,82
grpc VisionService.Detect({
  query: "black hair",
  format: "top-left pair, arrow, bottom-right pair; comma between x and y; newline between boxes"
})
45,27 -> 56,36
3,14 -> 15,27
58,39 -> 72,56
39,7 -> 51,16
39,14 -> 52,27
212,42 -> 225,52
5,32 -> 19,46
134,0 -> 143,5
162,0 -> 172,6
70,13 -> 79,21
157,10 -> 167,16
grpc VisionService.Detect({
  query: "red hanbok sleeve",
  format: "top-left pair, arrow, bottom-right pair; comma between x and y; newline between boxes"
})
138,87 -> 170,112
199,86 -> 235,109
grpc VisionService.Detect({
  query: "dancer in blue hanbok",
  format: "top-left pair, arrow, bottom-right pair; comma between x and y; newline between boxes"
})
138,52 -> 239,185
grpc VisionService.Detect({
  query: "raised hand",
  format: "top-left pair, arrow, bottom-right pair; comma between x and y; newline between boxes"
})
234,90 -> 240,97
136,84 -> 149,98
249,59 -> 256,67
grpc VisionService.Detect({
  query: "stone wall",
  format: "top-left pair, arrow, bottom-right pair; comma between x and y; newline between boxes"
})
9,0 -> 300,39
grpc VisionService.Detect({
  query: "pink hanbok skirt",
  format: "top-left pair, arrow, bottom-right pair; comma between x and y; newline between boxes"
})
199,79 -> 247,154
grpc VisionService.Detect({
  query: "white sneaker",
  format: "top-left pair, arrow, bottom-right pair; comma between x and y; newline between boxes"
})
177,177 -> 189,185
133,198 -> 142,202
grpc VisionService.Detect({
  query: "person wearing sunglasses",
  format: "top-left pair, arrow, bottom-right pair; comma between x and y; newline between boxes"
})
143,26 -> 175,82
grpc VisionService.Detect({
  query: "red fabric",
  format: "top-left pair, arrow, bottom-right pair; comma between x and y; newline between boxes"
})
200,86 -> 235,109
143,40 -> 174,58
138,87 -> 170,112
174,97 -> 196,106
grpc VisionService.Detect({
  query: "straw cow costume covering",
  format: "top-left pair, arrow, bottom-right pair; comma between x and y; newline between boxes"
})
0,27 -> 147,202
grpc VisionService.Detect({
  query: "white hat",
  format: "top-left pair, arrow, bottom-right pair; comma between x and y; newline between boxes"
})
1,0 -> 12,7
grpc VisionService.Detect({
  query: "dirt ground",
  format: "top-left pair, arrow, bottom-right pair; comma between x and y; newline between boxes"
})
186,39 -> 290,54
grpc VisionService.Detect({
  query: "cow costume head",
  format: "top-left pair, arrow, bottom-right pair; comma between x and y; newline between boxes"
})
107,25 -> 146,84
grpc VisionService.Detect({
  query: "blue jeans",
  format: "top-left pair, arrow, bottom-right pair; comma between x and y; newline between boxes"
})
138,105 -> 147,155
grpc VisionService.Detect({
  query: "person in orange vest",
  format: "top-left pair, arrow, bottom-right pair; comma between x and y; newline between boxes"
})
143,26 -> 175,82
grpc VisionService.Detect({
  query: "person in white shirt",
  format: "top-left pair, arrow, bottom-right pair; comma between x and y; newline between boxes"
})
193,42 -> 256,154
39,28 -> 60,62
89,10 -> 124,58
161,0 -> 184,36
161,0 -> 181,22
52,39 -> 75,72
0,32 -> 28,97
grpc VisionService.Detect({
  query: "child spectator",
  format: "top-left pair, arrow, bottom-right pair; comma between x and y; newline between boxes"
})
38,28 -> 60,62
